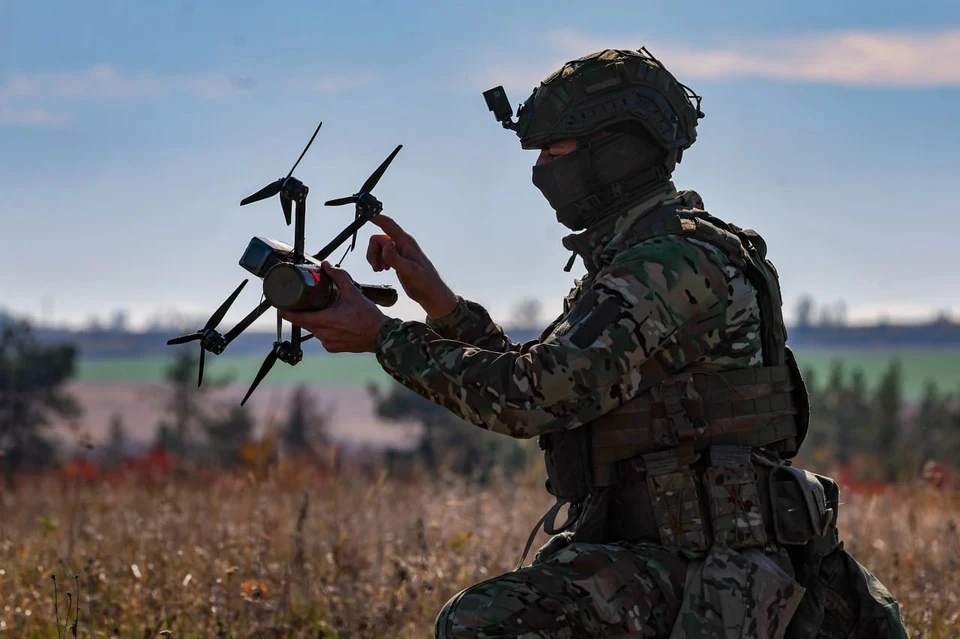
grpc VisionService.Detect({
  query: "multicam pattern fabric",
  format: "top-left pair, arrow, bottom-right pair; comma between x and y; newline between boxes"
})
374,186 -> 763,439
702,465 -> 768,549
435,540 -> 688,638
670,546 -> 806,639
647,469 -> 710,556
435,542 -> 805,639
371,186 -> 907,637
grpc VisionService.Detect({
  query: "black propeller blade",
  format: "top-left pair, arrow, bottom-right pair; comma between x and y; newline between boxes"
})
241,332 -> 315,406
242,345 -> 279,406
324,144 -> 402,261
285,120 -> 323,182
280,195 -> 293,226
240,181 -> 283,207
360,144 -> 402,195
325,195 -> 358,207
167,333 -> 201,346
206,280 -> 247,332
166,279 -> 248,387
324,144 -> 402,208
239,121 -> 323,225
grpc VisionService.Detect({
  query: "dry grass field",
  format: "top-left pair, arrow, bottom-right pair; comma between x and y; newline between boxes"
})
2,462 -> 958,638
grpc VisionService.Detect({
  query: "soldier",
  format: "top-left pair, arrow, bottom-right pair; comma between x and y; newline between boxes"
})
281,48 -> 908,638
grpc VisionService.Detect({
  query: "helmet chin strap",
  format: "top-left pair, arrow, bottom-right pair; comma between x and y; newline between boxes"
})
577,138 -> 598,192
562,138 -> 598,273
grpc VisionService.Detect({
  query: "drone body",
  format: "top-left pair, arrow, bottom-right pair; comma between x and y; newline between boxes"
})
166,121 -> 403,405
241,236 -> 398,310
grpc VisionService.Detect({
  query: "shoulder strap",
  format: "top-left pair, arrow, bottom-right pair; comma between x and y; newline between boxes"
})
618,202 -> 809,455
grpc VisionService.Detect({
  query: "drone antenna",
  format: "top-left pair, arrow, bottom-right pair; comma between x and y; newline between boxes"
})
286,121 -> 323,181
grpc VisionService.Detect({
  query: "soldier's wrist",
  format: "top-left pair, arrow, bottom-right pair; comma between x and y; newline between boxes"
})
423,289 -> 460,322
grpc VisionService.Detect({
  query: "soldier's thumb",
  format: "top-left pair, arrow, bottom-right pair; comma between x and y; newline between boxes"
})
321,261 -> 360,297
382,241 -> 416,275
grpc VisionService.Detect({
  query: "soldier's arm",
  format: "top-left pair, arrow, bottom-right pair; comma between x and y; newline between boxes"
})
374,236 -> 753,438
423,296 -> 531,353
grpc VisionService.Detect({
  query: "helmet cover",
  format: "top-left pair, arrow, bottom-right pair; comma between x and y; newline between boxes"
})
515,48 -> 704,153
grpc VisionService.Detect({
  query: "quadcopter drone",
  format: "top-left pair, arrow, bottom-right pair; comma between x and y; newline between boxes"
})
166,121 -> 402,406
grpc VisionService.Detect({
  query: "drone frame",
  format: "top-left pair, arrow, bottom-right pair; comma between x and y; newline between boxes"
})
166,122 -> 402,406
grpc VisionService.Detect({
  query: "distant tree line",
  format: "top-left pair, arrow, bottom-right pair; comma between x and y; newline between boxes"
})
800,359 -> 960,481
366,381 -> 538,483
0,317 -> 80,486
0,316 -> 335,483
3,313 -> 960,485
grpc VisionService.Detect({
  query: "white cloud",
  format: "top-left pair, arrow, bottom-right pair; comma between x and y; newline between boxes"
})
0,65 -> 377,128
0,64 -> 377,102
0,65 -> 241,101
0,106 -> 67,127
478,27 -> 960,94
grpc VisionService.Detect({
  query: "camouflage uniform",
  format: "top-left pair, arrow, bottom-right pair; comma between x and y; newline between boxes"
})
373,49 -> 908,638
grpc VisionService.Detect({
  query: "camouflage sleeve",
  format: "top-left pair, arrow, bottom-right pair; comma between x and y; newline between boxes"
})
374,236 -> 751,439
423,296 -> 523,352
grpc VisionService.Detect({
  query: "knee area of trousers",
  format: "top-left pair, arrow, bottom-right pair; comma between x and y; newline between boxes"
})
435,582 -> 509,639
434,588 -> 475,639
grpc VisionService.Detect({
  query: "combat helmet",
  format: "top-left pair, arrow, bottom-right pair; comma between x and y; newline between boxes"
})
515,47 -> 704,159
485,48 -> 705,233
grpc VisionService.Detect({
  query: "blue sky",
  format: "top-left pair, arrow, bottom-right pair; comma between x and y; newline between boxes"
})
1,0 -> 958,332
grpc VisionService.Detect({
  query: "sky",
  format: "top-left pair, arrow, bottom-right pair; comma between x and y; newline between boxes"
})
1,0 -> 958,333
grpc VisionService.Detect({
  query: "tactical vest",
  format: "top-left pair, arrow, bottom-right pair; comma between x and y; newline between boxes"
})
519,201 -> 822,569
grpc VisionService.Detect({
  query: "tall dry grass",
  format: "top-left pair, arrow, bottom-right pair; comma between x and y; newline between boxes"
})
1,462 -> 957,638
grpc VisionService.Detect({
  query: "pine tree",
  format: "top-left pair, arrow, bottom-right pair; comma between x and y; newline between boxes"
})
0,317 -> 81,485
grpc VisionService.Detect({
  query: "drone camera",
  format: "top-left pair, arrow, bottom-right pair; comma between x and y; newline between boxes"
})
239,237 -> 291,278
483,86 -> 515,126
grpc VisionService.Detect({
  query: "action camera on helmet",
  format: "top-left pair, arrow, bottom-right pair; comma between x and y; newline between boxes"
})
483,86 -> 518,130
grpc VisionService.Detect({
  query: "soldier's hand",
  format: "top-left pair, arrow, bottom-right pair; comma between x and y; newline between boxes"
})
280,261 -> 388,353
367,214 -> 458,319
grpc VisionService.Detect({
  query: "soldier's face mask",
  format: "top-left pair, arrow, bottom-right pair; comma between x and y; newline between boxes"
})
531,132 -> 662,231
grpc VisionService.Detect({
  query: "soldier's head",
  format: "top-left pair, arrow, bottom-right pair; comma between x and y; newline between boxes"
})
513,48 -> 704,231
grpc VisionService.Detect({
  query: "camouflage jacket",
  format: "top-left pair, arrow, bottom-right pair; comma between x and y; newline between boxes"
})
373,183 -> 763,439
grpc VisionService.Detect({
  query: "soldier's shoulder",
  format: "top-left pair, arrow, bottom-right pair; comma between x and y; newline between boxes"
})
610,229 -> 737,277
675,188 -> 705,210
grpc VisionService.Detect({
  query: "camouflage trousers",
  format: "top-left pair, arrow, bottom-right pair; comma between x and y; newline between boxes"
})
434,539 -> 808,639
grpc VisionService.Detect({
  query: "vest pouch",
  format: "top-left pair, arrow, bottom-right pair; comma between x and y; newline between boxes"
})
703,462 -> 768,550
644,451 -> 710,558
671,545 -> 806,639
540,428 -> 593,522
779,346 -> 810,458
768,465 -> 834,545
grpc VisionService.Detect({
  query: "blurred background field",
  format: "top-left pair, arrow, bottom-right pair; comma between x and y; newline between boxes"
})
72,347 -> 960,398
1,467 -> 958,639
4,312 -> 960,636
3,0 -> 960,636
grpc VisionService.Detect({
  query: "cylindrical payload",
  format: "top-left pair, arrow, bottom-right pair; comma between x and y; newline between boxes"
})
263,262 -> 399,311
263,263 -> 338,311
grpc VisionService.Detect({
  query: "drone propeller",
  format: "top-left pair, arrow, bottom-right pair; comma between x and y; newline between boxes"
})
166,279 -> 248,387
325,144 -> 402,207
242,343 -> 279,406
240,121 -> 323,226
241,332 -> 315,406
324,144 -> 402,257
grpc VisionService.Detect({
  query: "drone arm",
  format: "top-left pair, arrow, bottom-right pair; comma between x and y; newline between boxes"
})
223,299 -> 273,345
294,198 -> 306,264
291,323 -> 302,354
312,204 -> 380,262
